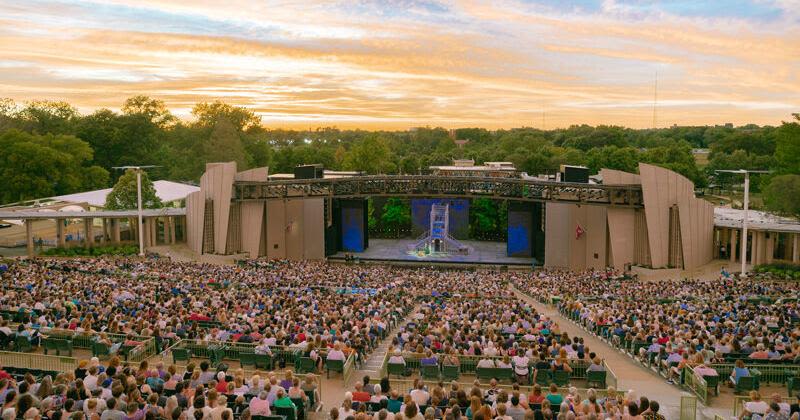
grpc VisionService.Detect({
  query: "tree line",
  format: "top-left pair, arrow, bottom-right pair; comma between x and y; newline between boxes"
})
0,96 -> 797,216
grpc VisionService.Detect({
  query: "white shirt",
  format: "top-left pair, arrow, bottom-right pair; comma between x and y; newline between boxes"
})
410,389 -> 430,406
512,355 -> 529,375
338,408 -> 355,420
477,359 -> 495,368
84,374 -> 99,391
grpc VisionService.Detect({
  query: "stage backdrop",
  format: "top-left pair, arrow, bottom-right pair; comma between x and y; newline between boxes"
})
507,202 -> 544,262
411,198 -> 470,240
339,199 -> 368,252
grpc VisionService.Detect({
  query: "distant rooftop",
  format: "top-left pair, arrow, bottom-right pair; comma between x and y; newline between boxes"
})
266,170 -> 364,181
430,160 -> 517,173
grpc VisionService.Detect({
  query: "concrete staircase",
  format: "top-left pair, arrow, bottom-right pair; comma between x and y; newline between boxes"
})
358,305 -> 420,379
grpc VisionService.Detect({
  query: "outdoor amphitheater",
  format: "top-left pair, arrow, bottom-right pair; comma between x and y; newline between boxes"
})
0,161 -> 798,420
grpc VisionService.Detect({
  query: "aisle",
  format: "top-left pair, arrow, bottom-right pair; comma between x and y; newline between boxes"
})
317,305 -> 421,417
510,286 -> 725,419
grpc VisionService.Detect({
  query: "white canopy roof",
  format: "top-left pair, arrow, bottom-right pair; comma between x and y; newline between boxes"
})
714,207 -> 800,233
50,180 -> 199,208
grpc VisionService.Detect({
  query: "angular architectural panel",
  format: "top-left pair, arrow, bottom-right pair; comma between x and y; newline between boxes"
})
601,169 -> 641,269
185,191 -> 205,254
236,168 -> 269,258
545,165 -> 714,271
638,163 -> 714,270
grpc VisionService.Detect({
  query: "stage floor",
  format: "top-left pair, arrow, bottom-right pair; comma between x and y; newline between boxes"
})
329,238 -> 535,266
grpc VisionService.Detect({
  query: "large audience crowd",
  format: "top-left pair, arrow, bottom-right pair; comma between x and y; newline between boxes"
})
515,270 -> 800,379
0,258 -> 798,420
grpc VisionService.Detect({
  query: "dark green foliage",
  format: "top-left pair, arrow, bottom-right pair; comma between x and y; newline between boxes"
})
1,95 -> 796,217
42,244 -> 139,257
754,263 -> 800,280
762,174 -> 800,218
380,198 -> 411,238
0,129 -> 108,203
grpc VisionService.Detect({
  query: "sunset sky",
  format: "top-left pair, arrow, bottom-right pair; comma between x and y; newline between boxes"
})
0,0 -> 798,129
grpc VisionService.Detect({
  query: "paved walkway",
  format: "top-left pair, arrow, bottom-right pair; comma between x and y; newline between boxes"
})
511,286 -> 727,420
316,305 -> 421,418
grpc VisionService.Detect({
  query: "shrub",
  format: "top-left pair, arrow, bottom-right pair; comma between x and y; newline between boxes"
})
42,245 -> 140,257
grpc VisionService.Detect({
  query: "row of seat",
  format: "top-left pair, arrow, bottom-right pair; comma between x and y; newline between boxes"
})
171,347 -> 346,379
386,363 -> 607,388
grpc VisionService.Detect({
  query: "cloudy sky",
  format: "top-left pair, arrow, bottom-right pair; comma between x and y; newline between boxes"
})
0,0 -> 798,129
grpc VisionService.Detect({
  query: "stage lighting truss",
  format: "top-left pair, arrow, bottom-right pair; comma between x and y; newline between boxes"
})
233,175 -> 643,208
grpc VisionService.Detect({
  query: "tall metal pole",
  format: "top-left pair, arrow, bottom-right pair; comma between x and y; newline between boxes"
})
137,169 -> 144,257
740,172 -> 749,275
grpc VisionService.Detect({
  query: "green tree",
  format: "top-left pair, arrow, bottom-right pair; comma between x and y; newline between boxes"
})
584,146 -> 640,173
75,108 -> 161,172
775,114 -> 800,174
470,198 -> 501,240
0,130 -> 108,204
203,118 -> 249,168
16,100 -> 78,134
105,169 -> 162,210
122,95 -> 176,128
763,174 -> 800,217
642,142 -> 707,187
344,133 -> 391,174
192,101 -> 260,132
380,198 -> 411,237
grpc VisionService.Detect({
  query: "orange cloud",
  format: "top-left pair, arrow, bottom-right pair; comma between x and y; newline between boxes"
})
0,0 -> 796,129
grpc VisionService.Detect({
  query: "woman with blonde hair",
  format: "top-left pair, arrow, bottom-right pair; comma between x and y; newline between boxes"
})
248,375 -> 263,395
164,395 -> 179,420
339,395 -> 355,420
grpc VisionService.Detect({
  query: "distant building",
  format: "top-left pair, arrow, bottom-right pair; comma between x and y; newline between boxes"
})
429,160 -> 517,178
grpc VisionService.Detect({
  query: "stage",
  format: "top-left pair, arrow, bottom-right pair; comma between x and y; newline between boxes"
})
329,238 -> 536,266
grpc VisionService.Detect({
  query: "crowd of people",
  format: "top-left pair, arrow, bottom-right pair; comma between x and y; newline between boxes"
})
0,259 -> 423,365
388,294 -> 598,385
0,356 -> 320,420
514,270 -> 800,384
1,257 -> 798,420
337,378 -> 669,420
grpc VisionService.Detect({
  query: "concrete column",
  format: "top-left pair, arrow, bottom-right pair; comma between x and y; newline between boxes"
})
112,219 -> 121,243
162,217 -> 169,244
26,220 -> 34,258
84,218 -> 94,246
101,219 -> 108,244
751,231 -> 758,265
56,219 -> 65,247
177,217 -> 184,242
170,217 -> 177,244
720,229 -> 728,259
794,234 -> 799,264
143,218 -> 151,248
150,217 -> 157,246
713,229 -> 720,259
128,218 -> 136,242
756,231 -> 766,266
765,232 -> 775,264
730,229 -> 738,262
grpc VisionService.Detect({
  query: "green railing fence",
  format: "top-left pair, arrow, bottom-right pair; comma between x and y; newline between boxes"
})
0,350 -> 76,372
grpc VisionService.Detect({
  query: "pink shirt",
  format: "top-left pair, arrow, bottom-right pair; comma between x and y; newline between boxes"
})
693,366 -> 718,377
249,398 -> 271,416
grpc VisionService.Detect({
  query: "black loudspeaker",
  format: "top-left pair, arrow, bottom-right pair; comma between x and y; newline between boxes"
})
294,164 -> 323,179
561,165 -> 589,183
